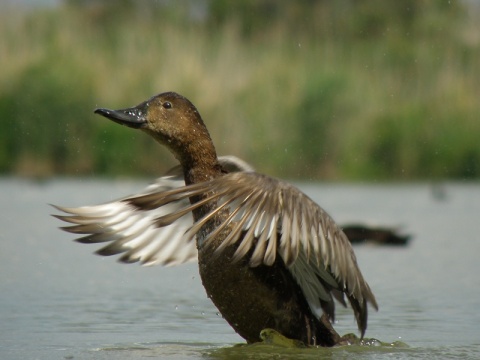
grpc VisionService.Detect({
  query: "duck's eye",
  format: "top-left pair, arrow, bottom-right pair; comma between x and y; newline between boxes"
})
163,101 -> 172,109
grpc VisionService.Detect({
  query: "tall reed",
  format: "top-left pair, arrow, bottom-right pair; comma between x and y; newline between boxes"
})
1,3 -> 479,180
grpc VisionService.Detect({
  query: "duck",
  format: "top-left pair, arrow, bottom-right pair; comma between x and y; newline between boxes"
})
53,91 -> 378,347
341,224 -> 411,246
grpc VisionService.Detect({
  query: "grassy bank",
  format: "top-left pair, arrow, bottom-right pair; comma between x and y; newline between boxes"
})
1,2 -> 479,180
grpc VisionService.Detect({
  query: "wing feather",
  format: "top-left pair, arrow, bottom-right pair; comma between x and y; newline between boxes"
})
53,156 -> 253,267
188,172 -> 378,336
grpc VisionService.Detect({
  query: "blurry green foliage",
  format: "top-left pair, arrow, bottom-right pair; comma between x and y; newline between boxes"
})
0,58 -> 94,175
0,0 -> 478,180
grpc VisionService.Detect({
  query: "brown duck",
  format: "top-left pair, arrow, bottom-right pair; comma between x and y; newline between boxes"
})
54,92 -> 378,346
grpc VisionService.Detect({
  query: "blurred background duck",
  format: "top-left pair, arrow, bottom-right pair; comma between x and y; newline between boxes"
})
54,92 -> 379,346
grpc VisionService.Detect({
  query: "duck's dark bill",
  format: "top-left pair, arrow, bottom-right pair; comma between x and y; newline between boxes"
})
94,107 -> 147,129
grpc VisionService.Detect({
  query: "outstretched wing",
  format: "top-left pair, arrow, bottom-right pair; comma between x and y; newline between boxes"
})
122,171 -> 378,336
53,173 -> 196,266
53,155 -> 253,266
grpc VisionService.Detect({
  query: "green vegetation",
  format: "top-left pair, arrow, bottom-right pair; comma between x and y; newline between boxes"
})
1,1 -> 479,180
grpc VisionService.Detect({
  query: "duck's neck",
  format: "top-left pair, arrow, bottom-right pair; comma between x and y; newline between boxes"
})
178,137 -> 223,224
181,138 -> 222,186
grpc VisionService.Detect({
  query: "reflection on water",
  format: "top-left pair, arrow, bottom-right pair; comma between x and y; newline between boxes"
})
0,178 -> 479,359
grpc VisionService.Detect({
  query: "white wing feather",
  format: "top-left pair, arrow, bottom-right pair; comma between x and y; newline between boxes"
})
53,156 -> 254,267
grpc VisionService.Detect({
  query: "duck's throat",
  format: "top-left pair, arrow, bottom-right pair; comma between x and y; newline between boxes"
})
179,135 -> 220,183
182,152 -> 223,220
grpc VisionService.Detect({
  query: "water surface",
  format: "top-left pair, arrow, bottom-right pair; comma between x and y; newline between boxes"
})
1,178 -> 479,359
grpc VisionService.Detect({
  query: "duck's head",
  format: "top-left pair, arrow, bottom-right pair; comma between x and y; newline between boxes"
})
94,92 -> 217,168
